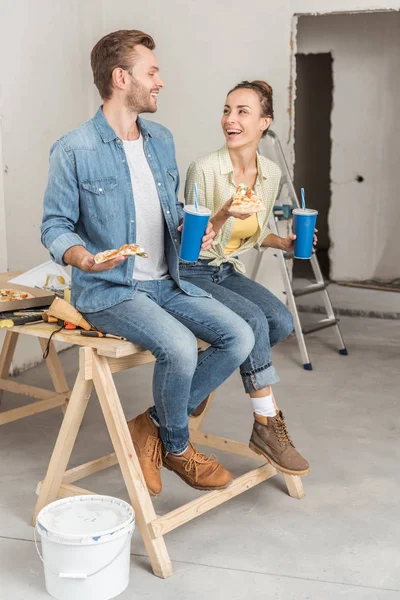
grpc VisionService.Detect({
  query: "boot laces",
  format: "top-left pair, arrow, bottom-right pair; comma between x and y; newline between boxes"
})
149,435 -> 163,469
272,413 -> 293,446
184,448 -> 217,481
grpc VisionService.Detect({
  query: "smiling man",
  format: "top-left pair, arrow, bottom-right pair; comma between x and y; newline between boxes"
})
41,30 -> 255,496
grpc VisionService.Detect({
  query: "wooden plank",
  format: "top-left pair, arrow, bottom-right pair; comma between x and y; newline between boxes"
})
0,331 -> 18,404
190,430 -> 264,462
57,483 -> 95,498
80,351 -> 156,381
284,474 -> 306,500
63,452 -> 118,484
0,378 -> 60,400
11,323 -> 141,359
189,392 -> 214,432
0,394 -> 66,425
149,463 -> 277,539
39,338 -> 69,394
92,351 -> 173,579
36,481 -> 95,498
32,348 -> 93,524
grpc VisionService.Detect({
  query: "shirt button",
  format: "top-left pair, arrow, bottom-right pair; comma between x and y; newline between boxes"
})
148,154 -> 151,158
167,210 -> 170,214
175,238 -> 178,242
158,182 -> 161,186
98,188 -> 103,192
130,220 -> 135,223
122,159 -> 125,163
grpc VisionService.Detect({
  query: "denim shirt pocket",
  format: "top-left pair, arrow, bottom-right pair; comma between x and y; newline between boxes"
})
80,176 -> 118,223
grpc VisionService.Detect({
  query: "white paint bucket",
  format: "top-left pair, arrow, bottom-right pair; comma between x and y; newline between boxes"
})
35,495 -> 135,600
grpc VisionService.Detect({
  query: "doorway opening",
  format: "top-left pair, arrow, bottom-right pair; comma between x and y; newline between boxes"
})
293,52 -> 333,280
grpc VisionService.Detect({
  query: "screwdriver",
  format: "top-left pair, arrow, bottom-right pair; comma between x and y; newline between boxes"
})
79,331 -> 125,340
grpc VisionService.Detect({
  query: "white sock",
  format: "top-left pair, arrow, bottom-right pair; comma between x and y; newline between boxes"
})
251,394 -> 277,418
171,445 -> 188,456
149,414 -> 160,427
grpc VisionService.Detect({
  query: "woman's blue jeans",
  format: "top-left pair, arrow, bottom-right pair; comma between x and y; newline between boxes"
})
180,260 -> 294,393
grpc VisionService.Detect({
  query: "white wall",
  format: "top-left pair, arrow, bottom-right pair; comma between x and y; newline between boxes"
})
1,0 -> 400,372
297,12 -> 400,281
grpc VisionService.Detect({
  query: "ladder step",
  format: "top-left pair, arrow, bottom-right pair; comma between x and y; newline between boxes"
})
302,318 -> 339,335
293,283 -> 327,297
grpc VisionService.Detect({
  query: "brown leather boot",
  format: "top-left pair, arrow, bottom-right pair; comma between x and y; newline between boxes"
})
249,411 -> 310,475
163,442 -> 232,491
127,409 -> 162,496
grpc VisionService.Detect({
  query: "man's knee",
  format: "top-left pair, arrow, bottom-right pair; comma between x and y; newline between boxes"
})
156,330 -> 198,372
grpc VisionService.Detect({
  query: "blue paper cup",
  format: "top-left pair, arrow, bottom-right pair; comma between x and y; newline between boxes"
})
179,205 -> 211,262
292,208 -> 318,259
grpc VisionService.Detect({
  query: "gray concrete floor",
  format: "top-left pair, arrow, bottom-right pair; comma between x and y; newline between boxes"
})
0,314 -> 399,599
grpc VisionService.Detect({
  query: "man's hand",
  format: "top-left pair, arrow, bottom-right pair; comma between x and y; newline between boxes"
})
177,221 -> 216,252
63,245 -> 127,272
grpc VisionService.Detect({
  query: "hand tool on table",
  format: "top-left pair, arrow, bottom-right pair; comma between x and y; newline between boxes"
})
79,331 -> 126,340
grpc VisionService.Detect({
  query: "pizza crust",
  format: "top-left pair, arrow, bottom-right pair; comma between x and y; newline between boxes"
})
228,184 -> 265,214
94,244 -> 149,264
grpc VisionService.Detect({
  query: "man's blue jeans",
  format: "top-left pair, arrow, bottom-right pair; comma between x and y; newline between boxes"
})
84,279 -> 255,454
180,261 -> 294,392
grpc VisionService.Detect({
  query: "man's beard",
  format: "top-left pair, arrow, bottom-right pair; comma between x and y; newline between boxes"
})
125,78 -> 156,114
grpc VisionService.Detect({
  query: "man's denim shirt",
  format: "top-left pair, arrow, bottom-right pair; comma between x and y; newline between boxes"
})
41,107 -> 208,313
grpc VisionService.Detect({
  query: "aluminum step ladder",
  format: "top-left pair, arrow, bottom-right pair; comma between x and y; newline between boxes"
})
252,129 -> 348,370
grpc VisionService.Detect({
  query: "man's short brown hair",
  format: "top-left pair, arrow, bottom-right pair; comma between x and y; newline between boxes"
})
91,29 -> 155,100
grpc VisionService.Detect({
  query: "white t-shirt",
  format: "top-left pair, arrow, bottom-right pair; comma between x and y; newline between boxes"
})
123,136 -> 169,281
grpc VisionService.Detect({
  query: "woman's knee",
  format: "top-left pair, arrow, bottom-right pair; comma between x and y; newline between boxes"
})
270,305 -> 294,345
228,315 -> 256,363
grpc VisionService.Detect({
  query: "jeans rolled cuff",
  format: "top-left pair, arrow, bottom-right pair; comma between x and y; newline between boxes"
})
158,422 -> 190,455
241,363 -> 280,393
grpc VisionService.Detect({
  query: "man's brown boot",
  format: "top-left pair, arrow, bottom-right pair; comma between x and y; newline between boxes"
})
249,411 -> 310,475
163,442 -> 232,491
127,409 -> 162,496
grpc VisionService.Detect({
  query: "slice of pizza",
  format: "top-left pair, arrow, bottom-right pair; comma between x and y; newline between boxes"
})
94,244 -> 149,264
0,289 -> 34,302
228,183 -> 264,214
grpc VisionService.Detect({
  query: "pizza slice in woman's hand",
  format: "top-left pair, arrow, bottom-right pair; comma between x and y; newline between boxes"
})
228,184 -> 264,214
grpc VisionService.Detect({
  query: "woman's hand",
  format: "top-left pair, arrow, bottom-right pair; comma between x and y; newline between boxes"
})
209,196 -> 253,236
279,229 -> 318,253
219,197 -> 253,221
177,222 -> 216,252
200,222 -> 216,251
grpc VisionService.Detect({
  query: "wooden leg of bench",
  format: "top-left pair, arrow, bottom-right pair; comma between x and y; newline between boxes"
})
92,352 -> 172,577
32,348 -> 93,524
0,331 -> 19,406
92,351 -> 172,579
189,391 -> 215,432
284,474 -> 306,499
39,338 -> 70,413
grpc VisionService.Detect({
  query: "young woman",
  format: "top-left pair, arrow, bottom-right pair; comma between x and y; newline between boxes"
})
181,80 -> 314,476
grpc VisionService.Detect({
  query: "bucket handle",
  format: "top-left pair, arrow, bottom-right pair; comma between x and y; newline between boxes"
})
34,526 -> 134,579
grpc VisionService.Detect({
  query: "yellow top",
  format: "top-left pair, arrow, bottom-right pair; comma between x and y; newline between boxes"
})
224,214 -> 259,255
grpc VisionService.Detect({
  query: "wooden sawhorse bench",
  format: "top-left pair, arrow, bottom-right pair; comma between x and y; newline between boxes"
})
21,322 -> 306,579
0,329 -> 70,425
